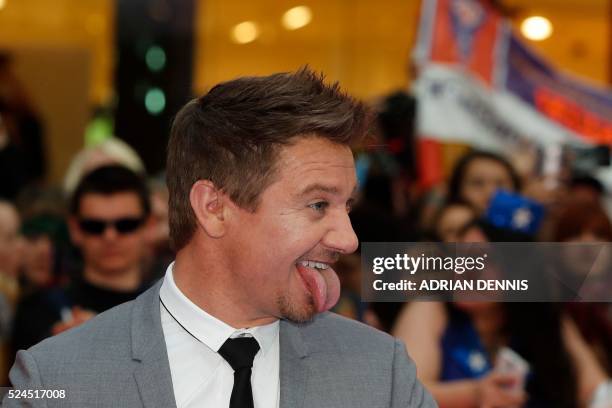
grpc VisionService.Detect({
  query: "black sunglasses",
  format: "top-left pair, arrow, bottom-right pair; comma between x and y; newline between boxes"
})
78,217 -> 145,235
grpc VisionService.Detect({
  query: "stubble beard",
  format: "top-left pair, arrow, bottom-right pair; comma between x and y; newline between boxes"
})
277,293 -> 317,324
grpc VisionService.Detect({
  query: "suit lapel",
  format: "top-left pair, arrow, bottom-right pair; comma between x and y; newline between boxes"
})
279,320 -> 310,408
131,280 -> 178,408
133,354 -> 177,408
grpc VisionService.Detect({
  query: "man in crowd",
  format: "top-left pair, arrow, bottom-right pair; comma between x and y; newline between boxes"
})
6,69 -> 436,407
12,165 -> 152,351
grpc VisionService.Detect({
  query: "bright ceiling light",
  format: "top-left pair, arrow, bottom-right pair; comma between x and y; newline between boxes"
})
521,16 -> 553,41
231,21 -> 259,44
282,6 -> 312,30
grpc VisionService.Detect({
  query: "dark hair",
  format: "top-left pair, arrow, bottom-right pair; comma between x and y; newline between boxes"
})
505,303 -> 578,408
570,174 -> 604,195
447,150 -> 521,204
553,201 -> 612,242
429,200 -> 476,241
377,91 -> 417,178
0,52 -> 11,70
69,165 -> 151,217
167,66 -> 372,251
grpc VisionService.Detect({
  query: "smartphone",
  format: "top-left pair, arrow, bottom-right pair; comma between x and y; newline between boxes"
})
485,190 -> 545,235
495,347 -> 529,393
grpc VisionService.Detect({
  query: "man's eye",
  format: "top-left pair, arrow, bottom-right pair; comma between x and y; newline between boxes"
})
309,201 -> 329,212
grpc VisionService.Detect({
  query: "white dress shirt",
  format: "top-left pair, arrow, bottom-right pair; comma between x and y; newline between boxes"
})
159,263 -> 280,408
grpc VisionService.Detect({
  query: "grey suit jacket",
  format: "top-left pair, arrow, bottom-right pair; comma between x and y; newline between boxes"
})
3,281 -> 437,407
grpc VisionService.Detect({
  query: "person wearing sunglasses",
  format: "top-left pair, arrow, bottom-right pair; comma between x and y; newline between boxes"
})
11,165 -> 153,353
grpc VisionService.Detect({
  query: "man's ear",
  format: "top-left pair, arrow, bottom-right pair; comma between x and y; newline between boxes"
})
189,180 -> 227,238
67,216 -> 83,246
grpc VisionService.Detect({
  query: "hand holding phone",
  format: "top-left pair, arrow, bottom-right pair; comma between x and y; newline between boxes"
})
495,347 -> 530,394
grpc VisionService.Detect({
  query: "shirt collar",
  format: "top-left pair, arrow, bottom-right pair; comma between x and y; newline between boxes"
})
159,262 -> 279,355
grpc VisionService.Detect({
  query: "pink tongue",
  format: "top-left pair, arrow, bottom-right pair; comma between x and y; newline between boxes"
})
296,264 -> 341,313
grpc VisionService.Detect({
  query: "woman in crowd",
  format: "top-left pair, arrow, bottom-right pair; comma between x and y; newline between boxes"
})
430,201 -> 477,242
447,151 -> 521,215
393,221 -> 608,407
394,300 -> 607,407
552,200 -> 612,376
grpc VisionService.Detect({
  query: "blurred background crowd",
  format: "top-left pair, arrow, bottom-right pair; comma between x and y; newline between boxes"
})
0,0 -> 611,406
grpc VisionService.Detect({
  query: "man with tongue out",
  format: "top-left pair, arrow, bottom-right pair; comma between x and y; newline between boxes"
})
6,68 -> 436,408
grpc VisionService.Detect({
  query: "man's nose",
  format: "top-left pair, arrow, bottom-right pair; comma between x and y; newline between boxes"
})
102,225 -> 119,240
323,210 -> 359,255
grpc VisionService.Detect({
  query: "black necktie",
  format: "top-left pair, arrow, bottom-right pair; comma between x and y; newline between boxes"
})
218,337 -> 260,408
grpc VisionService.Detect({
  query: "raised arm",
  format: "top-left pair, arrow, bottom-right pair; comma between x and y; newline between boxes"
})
392,302 -> 524,408
562,316 -> 609,405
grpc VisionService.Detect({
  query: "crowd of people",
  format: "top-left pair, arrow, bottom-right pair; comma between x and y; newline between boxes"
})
0,72 -> 611,407
0,159 -> 171,383
347,93 -> 612,407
